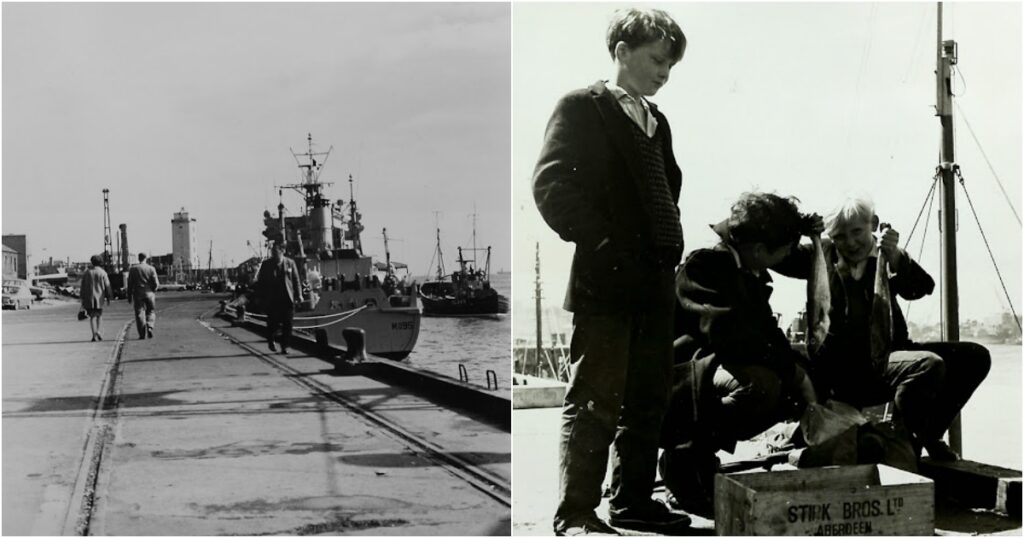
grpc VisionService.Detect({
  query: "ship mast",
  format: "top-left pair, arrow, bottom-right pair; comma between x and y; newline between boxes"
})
382,228 -> 392,277
348,175 -> 363,255
535,242 -> 543,376
434,228 -> 446,280
935,2 -> 962,452
533,242 -> 560,378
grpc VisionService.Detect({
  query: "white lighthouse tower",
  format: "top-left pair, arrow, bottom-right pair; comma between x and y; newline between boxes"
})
171,208 -> 198,276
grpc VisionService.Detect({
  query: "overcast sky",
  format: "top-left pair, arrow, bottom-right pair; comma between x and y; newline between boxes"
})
513,2 -> 1022,335
3,3 -> 511,276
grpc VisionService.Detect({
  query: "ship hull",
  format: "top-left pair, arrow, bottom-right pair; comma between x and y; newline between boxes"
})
240,285 -> 421,360
298,287 -> 420,359
419,286 -> 509,317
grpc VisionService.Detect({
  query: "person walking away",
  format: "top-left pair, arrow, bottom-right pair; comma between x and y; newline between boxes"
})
81,254 -> 112,342
256,242 -> 302,355
127,252 -> 160,339
533,8 -> 689,535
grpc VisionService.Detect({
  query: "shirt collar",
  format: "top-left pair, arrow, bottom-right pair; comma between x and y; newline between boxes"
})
835,245 -> 879,281
606,82 -> 650,111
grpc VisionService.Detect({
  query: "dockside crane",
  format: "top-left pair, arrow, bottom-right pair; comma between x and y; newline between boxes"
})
101,189 -> 126,299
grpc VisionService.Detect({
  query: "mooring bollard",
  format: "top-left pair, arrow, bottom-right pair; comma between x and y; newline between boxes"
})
219,300 -> 227,315
315,329 -> 330,352
342,327 -> 367,363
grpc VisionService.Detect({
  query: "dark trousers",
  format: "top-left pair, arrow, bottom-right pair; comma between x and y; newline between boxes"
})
660,362 -> 789,509
712,363 -> 787,446
834,341 -> 991,443
132,292 -> 156,338
266,302 -> 295,349
555,270 -> 674,529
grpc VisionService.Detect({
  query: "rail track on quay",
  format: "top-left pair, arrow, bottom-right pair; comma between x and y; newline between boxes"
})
3,293 -> 509,536
196,310 -> 512,507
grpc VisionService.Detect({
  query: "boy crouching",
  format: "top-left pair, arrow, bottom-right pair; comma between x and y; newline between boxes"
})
659,192 -> 821,517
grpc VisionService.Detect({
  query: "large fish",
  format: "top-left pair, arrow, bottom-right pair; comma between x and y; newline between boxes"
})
806,235 -> 831,356
869,249 -> 894,374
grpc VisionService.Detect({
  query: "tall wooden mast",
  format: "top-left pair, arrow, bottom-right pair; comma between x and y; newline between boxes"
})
935,2 -> 962,452
535,242 -> 543,377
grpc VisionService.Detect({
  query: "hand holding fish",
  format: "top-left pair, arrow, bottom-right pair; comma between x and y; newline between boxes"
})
800,213 -> 825,237
877,223 -> 903,272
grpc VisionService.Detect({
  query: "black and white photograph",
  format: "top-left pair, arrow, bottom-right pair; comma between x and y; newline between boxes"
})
511,3 -> 1021,535
3,3 -> 510,535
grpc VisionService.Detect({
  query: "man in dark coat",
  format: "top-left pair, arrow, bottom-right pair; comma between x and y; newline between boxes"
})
660,193 -> 820,517
256,242 -> 303,354
533,8 -> 689,535
127,252 -> 160,339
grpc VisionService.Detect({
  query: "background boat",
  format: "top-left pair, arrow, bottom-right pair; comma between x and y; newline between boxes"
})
420,226 -> 509,317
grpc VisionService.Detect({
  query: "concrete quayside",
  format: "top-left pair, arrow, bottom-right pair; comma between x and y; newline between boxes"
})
512,365 -> 1021,535
3,292 -> 510,535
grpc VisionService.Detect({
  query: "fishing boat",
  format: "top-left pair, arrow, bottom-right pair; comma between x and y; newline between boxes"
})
419,226 -> 509,317
230,134 -> 421,360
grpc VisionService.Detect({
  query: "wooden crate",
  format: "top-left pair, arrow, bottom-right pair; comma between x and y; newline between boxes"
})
715,464 -> 934,535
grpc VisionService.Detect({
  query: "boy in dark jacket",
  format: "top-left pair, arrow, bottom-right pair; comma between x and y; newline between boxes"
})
533,7 -> 689,536
660,192 -> 820,517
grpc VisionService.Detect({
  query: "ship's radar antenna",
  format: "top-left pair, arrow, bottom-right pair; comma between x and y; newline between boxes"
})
290,132 -> 334,185
279,134 -> 334,212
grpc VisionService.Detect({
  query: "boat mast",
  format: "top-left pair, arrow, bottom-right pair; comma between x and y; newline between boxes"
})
535,242 -> 543,376
382,228 -> 394,278
534,242 -> 559,378
935,2 -> 962,451
434,227 -> 446,280
348,175 -> 363,255
472,209 -> 478,261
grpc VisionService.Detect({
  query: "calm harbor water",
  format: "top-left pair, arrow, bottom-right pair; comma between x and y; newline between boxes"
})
404,272 -> 511,395
961,343 -> 1021,469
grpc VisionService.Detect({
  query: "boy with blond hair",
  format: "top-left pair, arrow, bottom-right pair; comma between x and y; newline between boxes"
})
810,197 -> 991,461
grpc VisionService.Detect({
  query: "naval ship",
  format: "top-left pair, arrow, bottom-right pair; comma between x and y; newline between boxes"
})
234,134 -> 421,360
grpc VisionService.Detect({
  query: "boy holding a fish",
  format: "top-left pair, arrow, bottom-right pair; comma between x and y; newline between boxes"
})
810,197 -> 992,462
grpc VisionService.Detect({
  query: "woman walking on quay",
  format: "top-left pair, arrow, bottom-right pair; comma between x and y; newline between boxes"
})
81,254 -> 112,342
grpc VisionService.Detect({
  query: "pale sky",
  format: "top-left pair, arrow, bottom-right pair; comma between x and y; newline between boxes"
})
3,3 -> 511,276
513,2 -> 1022,336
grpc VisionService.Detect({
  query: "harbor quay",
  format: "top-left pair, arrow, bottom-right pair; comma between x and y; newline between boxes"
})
2,292 -> 510,535
513,355 -> 1022,537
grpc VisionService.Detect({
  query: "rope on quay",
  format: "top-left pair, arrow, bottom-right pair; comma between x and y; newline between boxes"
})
291,306 -> 369,329
224,304 -> 370,329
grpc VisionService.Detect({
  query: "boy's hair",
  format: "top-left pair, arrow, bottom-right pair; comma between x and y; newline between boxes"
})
726,192 -> 803,249
606,8 -> 686,62
90,254 -> 104,267
138,252 -> 147,262
826,197 -> 875,236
